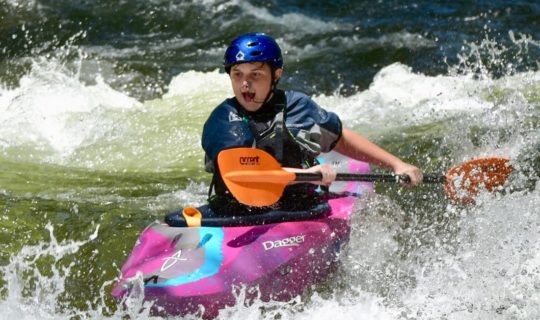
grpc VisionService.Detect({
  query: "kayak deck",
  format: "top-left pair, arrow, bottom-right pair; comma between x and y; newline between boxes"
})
112,153 -> 373,318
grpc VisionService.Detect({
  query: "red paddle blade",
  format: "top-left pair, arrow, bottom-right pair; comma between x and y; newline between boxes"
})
217,148 -> 296,207
444,157 -> 513,204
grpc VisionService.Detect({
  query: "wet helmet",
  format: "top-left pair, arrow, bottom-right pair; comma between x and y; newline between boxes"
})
224,32 -> 283,73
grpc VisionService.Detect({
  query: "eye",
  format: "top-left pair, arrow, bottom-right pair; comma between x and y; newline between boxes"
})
231,71 -> 242,79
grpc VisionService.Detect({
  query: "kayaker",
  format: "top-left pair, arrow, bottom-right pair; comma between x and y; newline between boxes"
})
168,32 -> 422,222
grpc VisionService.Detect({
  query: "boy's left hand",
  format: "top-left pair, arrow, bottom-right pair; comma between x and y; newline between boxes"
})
394,162 -> 423,186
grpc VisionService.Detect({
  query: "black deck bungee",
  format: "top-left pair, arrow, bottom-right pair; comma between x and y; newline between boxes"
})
164,202 -> 332,227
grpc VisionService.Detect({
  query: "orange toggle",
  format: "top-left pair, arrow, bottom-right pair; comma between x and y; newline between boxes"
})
182,207 -> 202,227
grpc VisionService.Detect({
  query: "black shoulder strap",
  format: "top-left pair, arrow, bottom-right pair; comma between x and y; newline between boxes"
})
274,90 -> 286,164
246,90 -> 287,163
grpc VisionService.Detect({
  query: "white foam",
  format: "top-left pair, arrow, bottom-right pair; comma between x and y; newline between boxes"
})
2,58 -> 538,171
0,59 -> 141,158
291,32 -> 436,60
164,69 -> 230,98
316,63 -> 488,124
400,187 -> 540,319
230,1 -> 338,35
0,223 -> 100,320
314,62 -> 540,135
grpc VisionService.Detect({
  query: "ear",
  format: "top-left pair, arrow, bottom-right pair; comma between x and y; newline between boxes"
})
274,68 -> 283,81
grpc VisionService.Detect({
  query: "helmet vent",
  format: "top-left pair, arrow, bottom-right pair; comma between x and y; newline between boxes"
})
250,50 -> 262,56
247,41 -> 260,47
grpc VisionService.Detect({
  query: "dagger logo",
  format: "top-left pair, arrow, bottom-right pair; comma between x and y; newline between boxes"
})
161,249 -> 187,272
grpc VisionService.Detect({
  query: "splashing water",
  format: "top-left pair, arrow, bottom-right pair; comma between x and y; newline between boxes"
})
1,224 -> 99,319
1,2 -> 540,319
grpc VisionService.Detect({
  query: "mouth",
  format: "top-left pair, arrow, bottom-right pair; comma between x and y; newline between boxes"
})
242,92 -> 256,103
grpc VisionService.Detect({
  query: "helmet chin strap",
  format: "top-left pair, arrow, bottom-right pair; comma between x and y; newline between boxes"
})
255,67 -> 280,105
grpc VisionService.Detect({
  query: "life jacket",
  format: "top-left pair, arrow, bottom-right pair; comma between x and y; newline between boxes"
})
246,90 -> 318,168
208,89 -> 319,204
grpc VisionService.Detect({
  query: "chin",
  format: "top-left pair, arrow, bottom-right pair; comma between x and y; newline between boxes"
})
240,102 -> 262,112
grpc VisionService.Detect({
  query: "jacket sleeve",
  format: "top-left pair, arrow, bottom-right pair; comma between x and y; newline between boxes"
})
285,91 -> 343,155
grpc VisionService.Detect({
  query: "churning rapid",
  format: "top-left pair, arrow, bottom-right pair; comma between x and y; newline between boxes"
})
1,1 -> 539,319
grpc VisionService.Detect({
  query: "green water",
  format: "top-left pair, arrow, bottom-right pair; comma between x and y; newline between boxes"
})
0,156 -> 205,309
1,59 -> 539,320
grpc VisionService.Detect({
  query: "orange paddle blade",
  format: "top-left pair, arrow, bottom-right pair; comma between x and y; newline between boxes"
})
444,157 -> 513,204
218,148 -> 296,207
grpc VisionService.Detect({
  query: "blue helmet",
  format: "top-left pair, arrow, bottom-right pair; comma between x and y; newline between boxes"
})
224,32 -> 283,73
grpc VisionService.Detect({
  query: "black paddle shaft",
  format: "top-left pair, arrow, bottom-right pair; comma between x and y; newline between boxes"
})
294,173 -> 446,184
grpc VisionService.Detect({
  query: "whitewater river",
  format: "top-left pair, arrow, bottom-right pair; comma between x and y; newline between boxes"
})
1,1 -> 539,319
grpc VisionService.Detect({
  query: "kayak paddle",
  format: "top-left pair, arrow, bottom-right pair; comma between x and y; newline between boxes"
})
217,148 -> 513,207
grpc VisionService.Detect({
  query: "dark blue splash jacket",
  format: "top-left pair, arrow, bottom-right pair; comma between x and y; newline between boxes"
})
202,89 -> 343,211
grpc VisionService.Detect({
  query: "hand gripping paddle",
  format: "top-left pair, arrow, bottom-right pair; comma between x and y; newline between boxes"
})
217,148 -> 512,207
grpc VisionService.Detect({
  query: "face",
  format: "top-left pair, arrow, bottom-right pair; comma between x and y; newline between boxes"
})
229,62 -> 282,112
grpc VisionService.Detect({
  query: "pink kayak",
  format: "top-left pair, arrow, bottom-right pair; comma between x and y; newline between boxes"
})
112,153 -> 373,319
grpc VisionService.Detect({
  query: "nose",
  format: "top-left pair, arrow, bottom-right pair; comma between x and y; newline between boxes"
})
241,80 -> 250,90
